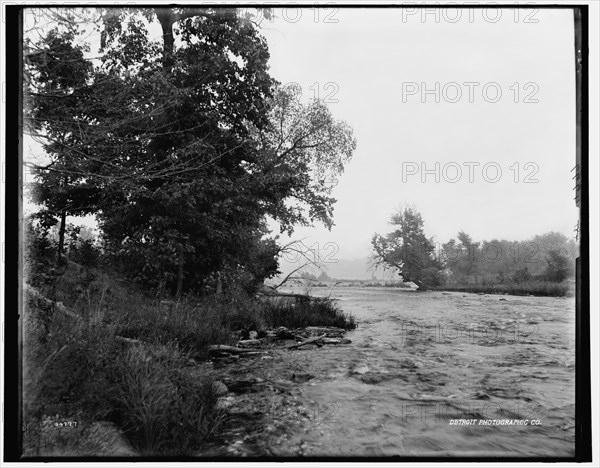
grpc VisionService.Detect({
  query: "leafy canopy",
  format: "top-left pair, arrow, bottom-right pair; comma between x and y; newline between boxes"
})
25,7 -> 356,294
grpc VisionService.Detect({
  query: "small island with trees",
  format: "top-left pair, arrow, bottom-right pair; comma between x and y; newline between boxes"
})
370,206 -> 576,296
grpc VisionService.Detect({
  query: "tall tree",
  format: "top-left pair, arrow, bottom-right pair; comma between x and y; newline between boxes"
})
371,207 -> 441,290
26,7 -> 356,296
25,24 -> 99,259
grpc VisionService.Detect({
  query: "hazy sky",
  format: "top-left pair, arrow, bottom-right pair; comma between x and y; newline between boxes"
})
259,7 -> 578,264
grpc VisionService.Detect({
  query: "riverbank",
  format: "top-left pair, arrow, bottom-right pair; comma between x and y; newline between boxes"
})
22,261 -> 355,457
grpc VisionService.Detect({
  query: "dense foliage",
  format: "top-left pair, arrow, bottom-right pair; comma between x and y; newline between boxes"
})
25,7 -> 356,296
441,231 -> 577,286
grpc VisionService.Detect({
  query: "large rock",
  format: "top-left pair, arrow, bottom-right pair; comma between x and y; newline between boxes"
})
35,418 -> 136,456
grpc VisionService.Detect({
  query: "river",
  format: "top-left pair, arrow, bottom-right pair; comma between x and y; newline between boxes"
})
207,287 -> 575,457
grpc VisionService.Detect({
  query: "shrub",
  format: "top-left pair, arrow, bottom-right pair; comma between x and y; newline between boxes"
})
24,219 -> 59,289
512,266 -> 532,284
544,249 -> 571,282
68,238 -> 101,268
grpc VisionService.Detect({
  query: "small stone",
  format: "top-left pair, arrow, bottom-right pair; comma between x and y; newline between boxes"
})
216,396 -> 235,409
212,381 -> 228,396
351,364 -> 370,375
527,316 -> 543,324
399,358 -> 418,369
292,372 -> 314,383
361,373 -> 383,385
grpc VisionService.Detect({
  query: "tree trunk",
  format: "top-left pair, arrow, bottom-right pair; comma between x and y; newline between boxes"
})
155,7 -> 216,68
57,210 -> 67,261
155,8 -> 175,68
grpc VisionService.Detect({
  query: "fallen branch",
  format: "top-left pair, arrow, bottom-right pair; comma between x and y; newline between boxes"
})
208,345 -> 267,354
25,284 -> 81,320
305,326 -> 345,337
321,337 -> 352,345
286,333 -> 327,349
236,339 -> 263,348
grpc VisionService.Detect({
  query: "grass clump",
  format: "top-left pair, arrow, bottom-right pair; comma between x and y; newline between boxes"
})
114,299 -> 233,360
113,345 -> 224,456
261,296 -> 356,330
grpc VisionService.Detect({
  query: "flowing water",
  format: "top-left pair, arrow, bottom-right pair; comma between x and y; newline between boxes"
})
208,287 -> 575,457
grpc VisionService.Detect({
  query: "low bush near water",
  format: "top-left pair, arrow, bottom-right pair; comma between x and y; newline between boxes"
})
260,296 -> 357,330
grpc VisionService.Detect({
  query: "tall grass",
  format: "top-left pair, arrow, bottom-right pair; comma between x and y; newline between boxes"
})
114,345 -> 224,456
260,296 -> 357,330
114,299 -> 233,359
23,275 -> 226,456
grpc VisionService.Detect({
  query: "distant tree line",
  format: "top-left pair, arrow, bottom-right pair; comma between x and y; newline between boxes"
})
439,230 -> 576,286
372,207 -> 577,291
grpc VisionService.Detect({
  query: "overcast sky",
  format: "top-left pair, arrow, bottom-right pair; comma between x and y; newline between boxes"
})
260,7 -> 578,266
